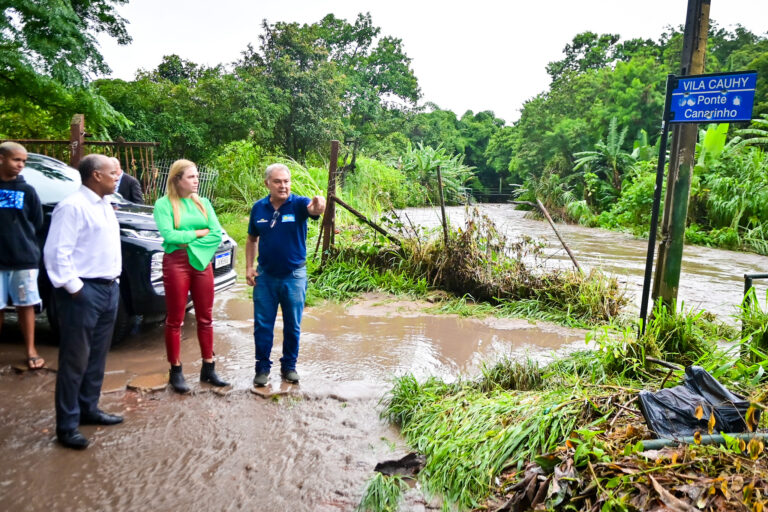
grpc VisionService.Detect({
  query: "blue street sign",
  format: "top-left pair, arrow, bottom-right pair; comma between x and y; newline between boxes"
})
668,71 -> 757,123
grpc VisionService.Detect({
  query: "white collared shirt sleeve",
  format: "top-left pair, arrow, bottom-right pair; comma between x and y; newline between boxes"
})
44,186 -> 122,294
44,198 -> 85,294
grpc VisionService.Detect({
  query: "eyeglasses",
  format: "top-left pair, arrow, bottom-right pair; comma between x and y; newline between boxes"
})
270,210 -> 280,228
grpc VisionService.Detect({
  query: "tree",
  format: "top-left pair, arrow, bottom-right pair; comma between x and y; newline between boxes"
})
244,19 -> 344,158
145,55 -> 210,84
241,13 -> 420,160
546,32 -> 622,82
458,110 -> 505,194
97,60 -> 281,161
485,126 -> 516,181
407,104 -> 465,155
574,117 -> 634,194
0,0 -> 131,137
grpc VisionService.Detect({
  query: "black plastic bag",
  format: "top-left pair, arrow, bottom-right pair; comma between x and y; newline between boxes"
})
637,366 -> 757,438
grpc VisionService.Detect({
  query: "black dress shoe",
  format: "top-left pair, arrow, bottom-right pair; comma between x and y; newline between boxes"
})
80,410 -> 124,426
57,429 -> 89,449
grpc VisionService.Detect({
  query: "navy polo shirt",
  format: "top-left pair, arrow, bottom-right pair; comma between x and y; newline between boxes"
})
248,194 -> 318,277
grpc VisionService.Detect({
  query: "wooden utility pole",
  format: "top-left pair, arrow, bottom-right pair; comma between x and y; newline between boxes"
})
652,0 -> 711,307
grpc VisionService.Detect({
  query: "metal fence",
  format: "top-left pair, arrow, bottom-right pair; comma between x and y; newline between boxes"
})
1,138 -> 159,200
144,159 -> 219,204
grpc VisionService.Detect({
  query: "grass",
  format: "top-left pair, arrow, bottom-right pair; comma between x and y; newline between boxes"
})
380,374 -> 592,509
356,473 -> 409,512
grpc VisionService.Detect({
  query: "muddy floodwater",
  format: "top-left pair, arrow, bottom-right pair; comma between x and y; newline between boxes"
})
404,205 -> 768,320
0,284 -> 585,512
3,204 -> 767,511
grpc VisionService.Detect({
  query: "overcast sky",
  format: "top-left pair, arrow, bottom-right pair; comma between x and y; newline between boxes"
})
96,0 -> 768,124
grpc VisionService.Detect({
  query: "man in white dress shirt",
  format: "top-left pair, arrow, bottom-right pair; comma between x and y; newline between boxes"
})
44,153 -> 124,449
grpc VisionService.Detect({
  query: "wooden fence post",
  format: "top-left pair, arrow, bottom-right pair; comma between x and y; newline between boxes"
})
69,114 -> 85,168
320,140 -> 339,266
436,165 -> 449,247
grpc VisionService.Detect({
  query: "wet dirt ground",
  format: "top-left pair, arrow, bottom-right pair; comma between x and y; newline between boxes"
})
0,284 -> 586,512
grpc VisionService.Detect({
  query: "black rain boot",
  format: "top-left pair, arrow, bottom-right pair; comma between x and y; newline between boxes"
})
200,361 -> 229,387
169,364 -> 190,393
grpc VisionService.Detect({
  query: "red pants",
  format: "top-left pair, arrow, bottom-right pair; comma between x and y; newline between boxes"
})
162,250 -> 214,364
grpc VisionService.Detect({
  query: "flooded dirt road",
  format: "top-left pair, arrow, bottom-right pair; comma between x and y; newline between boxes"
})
0,285 -> 585,512
404,205 -> 768,320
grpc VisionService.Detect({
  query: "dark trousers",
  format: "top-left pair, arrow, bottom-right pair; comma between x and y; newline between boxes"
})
162,250 -> 214,364
54,281 -> 119,433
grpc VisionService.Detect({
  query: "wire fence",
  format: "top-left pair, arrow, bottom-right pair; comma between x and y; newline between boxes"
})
143,159 -> 219,204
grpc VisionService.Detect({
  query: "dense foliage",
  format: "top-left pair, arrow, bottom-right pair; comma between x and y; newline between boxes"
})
0,0 -> 131,138
2,6 -> 767,251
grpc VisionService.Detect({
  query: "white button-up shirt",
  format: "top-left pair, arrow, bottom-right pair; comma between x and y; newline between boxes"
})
44,185 -> 122,294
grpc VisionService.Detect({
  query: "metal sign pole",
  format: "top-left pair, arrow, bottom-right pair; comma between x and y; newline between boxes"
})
639,74 -> 676,335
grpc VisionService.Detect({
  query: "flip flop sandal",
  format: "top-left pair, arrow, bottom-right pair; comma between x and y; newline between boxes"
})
27,356 -> 45,370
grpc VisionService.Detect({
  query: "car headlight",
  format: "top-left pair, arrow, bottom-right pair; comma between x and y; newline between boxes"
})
121,228 -> 164,241
150,251 -> 164,282
220,229 -> 238,247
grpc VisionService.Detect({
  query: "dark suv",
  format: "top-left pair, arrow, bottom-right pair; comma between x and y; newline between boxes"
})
22,153 -> 237,342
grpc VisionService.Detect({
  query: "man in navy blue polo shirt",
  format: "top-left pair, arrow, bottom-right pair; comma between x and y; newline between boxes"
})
246,163 -> 325,387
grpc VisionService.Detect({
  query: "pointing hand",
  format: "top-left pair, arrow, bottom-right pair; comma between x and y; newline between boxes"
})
309,194 -> 326,215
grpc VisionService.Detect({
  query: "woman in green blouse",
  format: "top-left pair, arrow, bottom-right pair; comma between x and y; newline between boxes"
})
154,159 -> 229,393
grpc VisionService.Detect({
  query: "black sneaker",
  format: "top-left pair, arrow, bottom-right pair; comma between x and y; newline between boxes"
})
281,369 -> 299,383
253,372 -> 269,387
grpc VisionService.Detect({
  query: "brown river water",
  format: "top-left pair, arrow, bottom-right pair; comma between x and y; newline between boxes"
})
1,204 -> 767,511
405,205 -> 768,320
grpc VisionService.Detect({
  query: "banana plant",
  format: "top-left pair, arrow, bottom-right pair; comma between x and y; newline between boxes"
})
573,117 -> 634,193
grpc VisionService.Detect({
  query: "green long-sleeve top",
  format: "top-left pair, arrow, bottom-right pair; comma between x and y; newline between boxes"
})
153,196 -> 223,271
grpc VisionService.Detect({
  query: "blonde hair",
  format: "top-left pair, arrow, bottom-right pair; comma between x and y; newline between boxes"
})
167,159 -> 207,228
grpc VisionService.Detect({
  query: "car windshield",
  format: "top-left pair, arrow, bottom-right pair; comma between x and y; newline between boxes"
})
108,191 -> 130,204
21,154 -> 81,204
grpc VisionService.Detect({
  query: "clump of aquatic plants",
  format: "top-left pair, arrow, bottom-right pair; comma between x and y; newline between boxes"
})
476,357 -> 544,392
588,299 -> 740,379
308,253 -> 429,302
356,473 -> 409,512
322,207 -> 628,326
740,287 -> 768,362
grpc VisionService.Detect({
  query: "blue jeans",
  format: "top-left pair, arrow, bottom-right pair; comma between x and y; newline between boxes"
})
253,266 -> 308,374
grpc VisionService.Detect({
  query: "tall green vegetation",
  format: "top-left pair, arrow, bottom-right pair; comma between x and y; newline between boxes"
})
504,25 -> 768,254
0,0 -> 131,138
398,143 -> 474,205
95,12 -> 420,163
